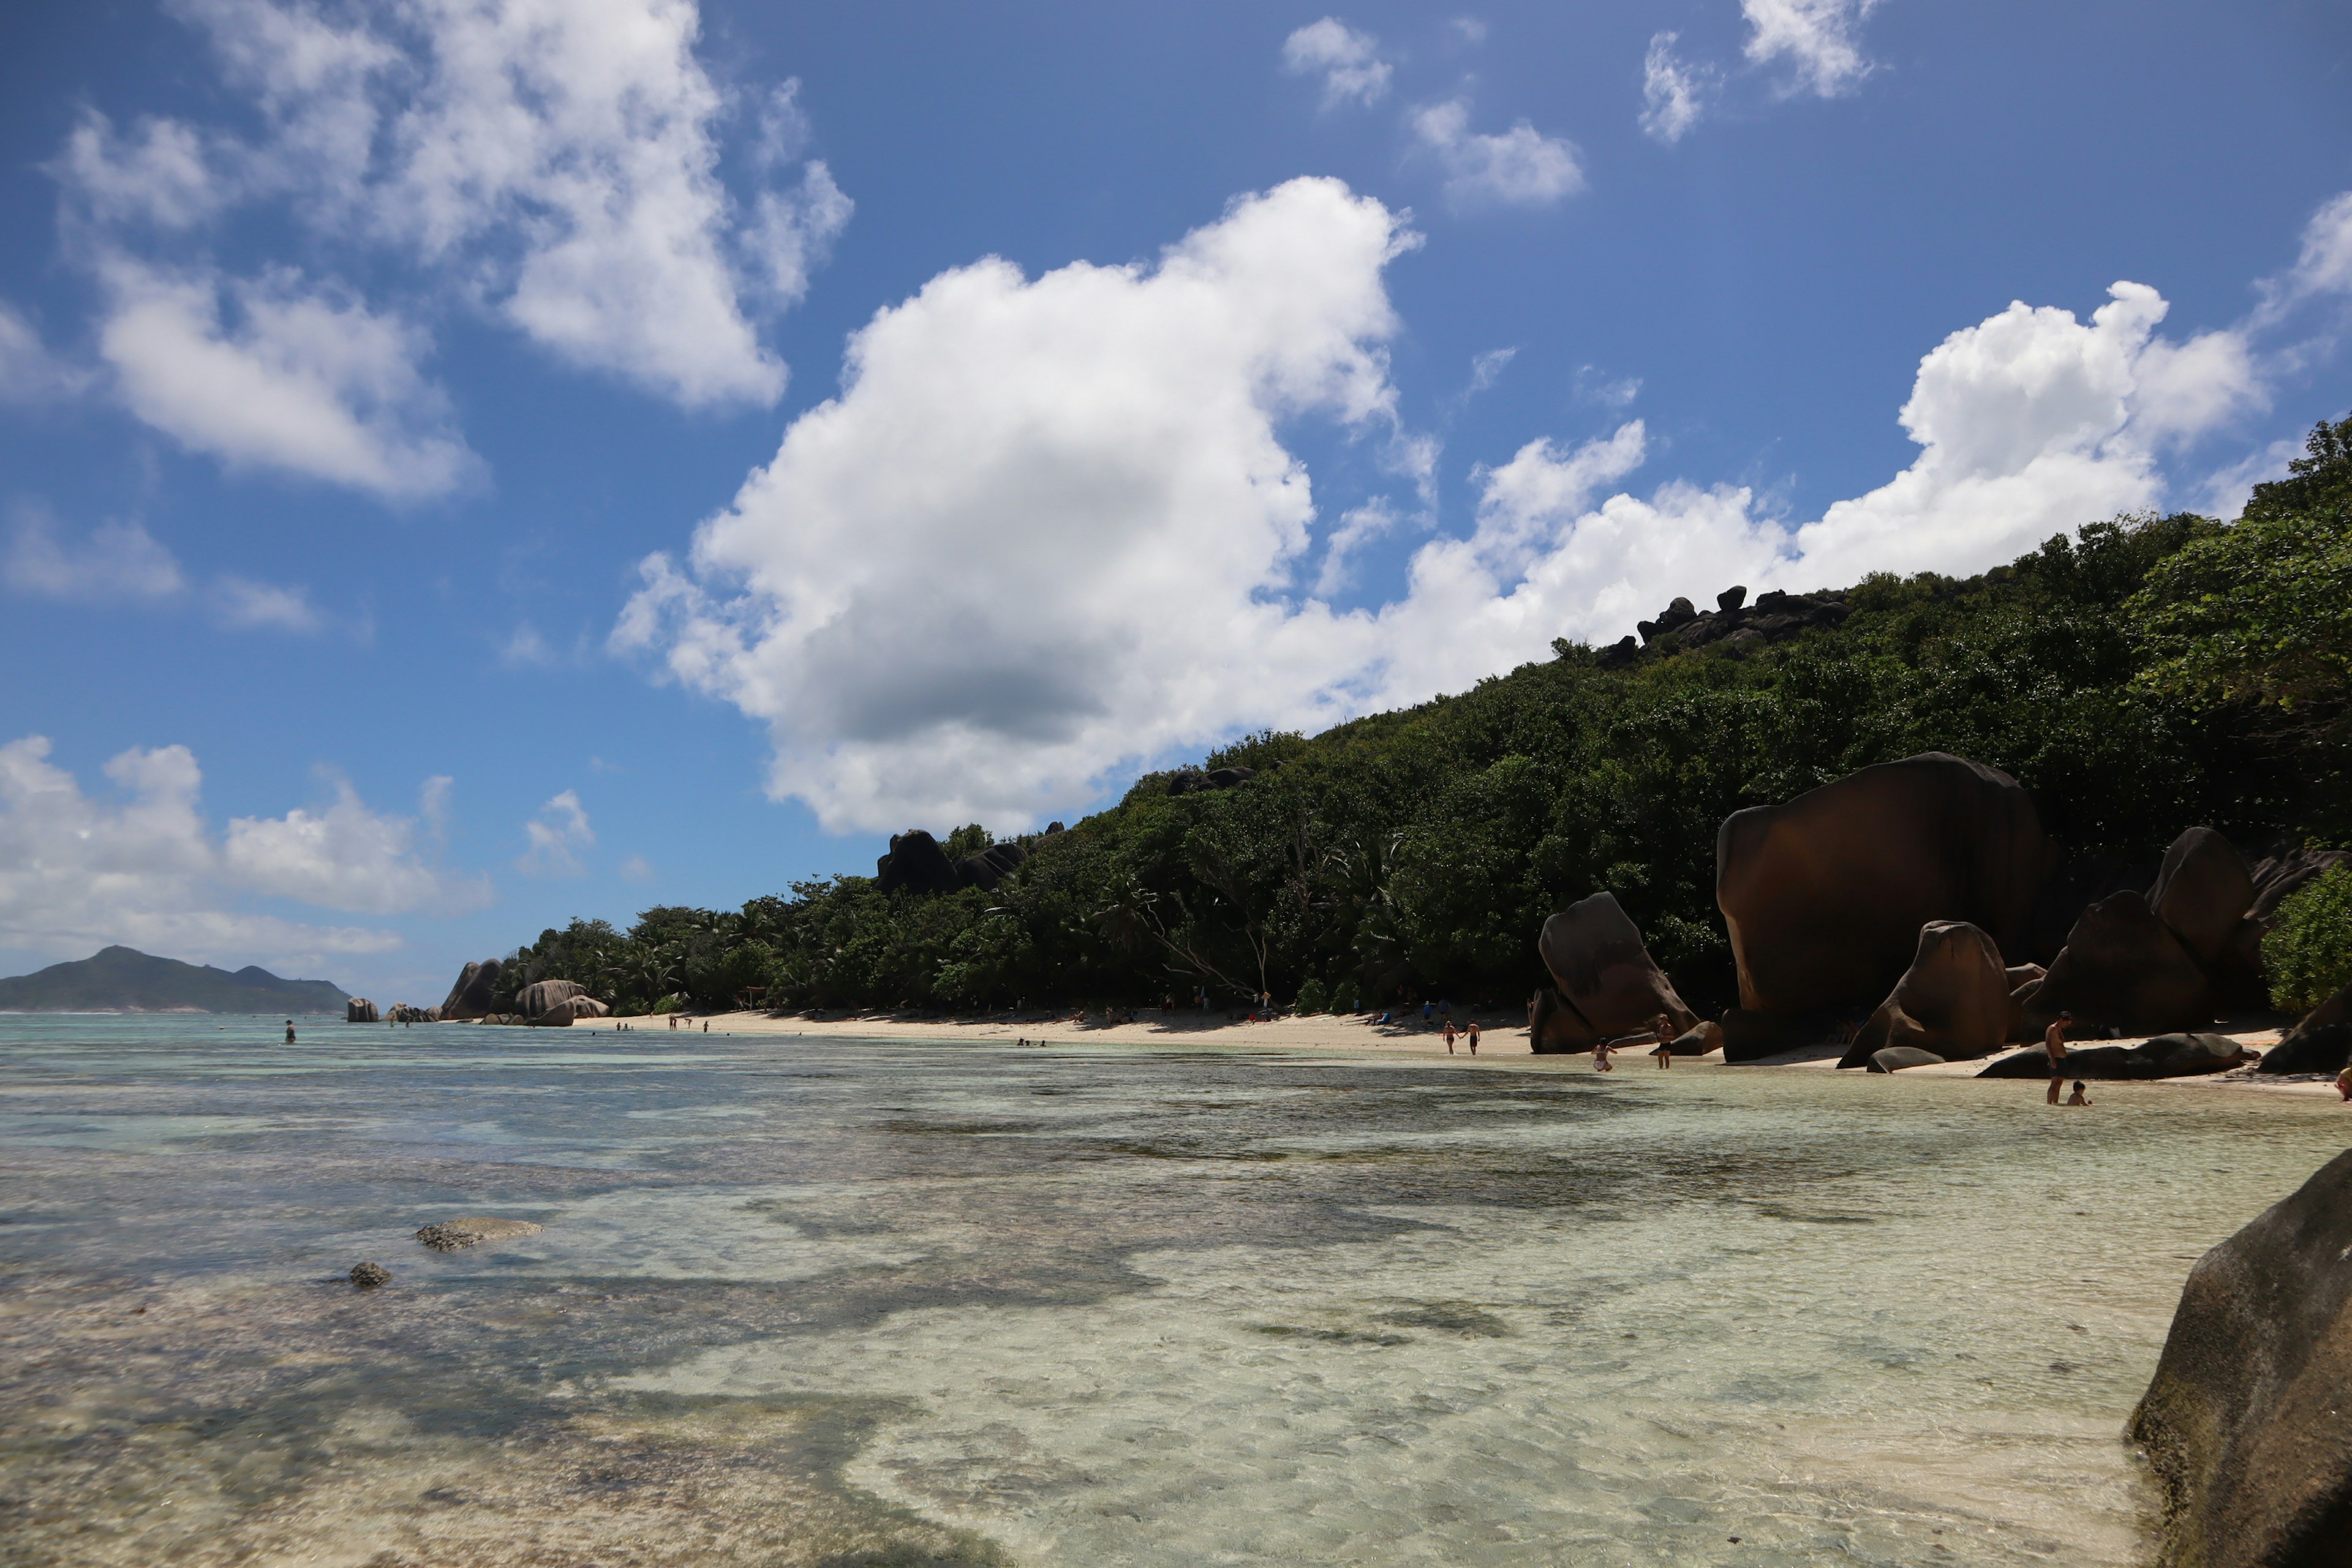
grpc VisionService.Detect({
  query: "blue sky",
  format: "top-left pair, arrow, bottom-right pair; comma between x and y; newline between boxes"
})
1,0 -> 2347,1002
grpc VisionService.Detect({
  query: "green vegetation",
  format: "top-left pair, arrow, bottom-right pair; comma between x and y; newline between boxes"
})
498,415 -> 2352,1020
2263,865 -> 2352,1014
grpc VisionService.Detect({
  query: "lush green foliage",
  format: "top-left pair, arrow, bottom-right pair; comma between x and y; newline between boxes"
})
2263,865 -> 2352,1014
2136,415 -> 2352,736
499,417 -> 2350,1018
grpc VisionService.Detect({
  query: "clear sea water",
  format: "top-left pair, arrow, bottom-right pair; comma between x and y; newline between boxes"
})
2,1014 -> 2345,1567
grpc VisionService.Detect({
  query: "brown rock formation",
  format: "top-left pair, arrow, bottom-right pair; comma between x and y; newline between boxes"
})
1535,892 -> 1697,1046
1716,753 -> 2053,1019
1839,921 -> 2011,1067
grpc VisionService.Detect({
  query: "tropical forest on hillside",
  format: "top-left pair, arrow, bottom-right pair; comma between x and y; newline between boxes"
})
489,412 -> 2352,1022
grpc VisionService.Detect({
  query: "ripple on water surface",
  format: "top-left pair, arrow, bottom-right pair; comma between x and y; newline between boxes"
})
0,1014 -> 2343,1566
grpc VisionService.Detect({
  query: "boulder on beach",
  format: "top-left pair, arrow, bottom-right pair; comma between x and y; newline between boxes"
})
437,959 -> 503,1022
1839,921 -> 2011,1068
2129,1148 -> 2352,1568
1668,1020 -> 1725,1056
2148,828 -> 2257,967
1716,753 -> 2052,1023
415,1217 -> 545,1252
345,997 -> 379,1023
2027,891 -> 2217,1036
529,995 -> 609,1025
1978,1044 -> 2134,1079
2257,981 -> 2352,1076
1535,892 -> 1698,1048
1868,1046 -> 1945,1072
1974,1036 -> 2247,1081
516,979 -> 587,1019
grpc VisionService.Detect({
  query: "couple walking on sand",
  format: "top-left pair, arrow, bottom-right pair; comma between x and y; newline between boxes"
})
1443,1017 -> 1480,1055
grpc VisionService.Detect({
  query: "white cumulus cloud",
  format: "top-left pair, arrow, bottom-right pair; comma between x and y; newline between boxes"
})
1743,0 -> 1882,98
1638,32 -> 1713,143
49,0 -> 846,494
518,790 -> 594,876
225,774 -> 489,914
0,736 -> 485,968
212,574 -> 324,633
0,303 -> 91,404
5,508 -> 187,602
96,258 -> 475,499
616,178 -> 1414,831
1409,101 -> 1584,208
616,179 -> 2289,835
1282,18 -> 1393,109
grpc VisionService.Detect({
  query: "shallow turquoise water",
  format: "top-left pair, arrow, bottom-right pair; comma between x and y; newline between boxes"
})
1,1014 -> 2345,1566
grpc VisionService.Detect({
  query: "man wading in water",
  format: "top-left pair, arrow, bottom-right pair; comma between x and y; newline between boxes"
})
2045,1011 -> 2073,1105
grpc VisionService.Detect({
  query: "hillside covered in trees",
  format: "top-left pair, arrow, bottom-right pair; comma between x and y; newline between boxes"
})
491,415 -> 2352,1021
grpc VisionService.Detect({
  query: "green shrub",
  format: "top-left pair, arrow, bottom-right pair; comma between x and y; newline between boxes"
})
1329,978 -> 1362,1014
1294,978 -> 1330,1014
2264,865 -> 2352,1014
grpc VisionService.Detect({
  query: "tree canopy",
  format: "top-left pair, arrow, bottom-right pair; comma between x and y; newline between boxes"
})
495,414 -> 2351,1019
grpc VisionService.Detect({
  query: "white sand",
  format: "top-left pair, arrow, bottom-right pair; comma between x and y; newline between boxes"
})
568,1008 -> 2343,1096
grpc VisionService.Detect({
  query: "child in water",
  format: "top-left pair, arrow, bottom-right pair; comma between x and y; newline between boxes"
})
2065,1081 -> 2092,1106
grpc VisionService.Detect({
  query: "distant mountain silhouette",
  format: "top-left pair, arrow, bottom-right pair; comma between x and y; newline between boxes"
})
0,946 -> 349,1014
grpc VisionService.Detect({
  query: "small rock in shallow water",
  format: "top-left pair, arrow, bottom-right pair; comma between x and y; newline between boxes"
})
349,1262 -> 391,1288
414,1216 -> 545,1251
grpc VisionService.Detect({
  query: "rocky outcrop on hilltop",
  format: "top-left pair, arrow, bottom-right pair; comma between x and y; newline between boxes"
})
1593,586 -> 1850,668
2131,1150 -> 2352,1568
875,821 -> 1069,896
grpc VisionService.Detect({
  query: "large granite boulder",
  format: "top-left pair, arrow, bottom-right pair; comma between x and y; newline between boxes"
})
2027,891 -> 2217,1036
437,959 -> 502,1022
875,830 -> 961,895
2129,1149 -> 2352,1568
2257,982 -> 2352,1076
345,998 -> 379,1023
529,994 -> 609,1026
1536,892 -> 1698,1046
1716,753 -> 2053,1020
1528,988 -> 1583,1053
1839,921 -> 2011,1068
2124,1033 -> 2255,1079
1868,1046 -> 1945,1072
956,840 -> 1030,890
2149,828 -> 2257,967
2248,842 -> 2352,922
516,979 -> 587,1020
1977,1044 -> 2135,1079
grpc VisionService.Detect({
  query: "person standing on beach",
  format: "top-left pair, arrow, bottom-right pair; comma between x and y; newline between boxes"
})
1443,1020 -> 1457,1054
2046,1012 -> 2073,1105
1466,1020 -> 1480,1055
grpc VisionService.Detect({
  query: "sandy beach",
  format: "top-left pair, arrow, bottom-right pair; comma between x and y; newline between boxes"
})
568,1007 -> 2345,1096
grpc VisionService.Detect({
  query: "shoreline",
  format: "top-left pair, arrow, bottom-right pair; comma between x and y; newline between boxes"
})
566,1008 -> 2346,1098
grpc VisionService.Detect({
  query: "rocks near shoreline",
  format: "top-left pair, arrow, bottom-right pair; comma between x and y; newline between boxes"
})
2132,1149 -> 2352,1568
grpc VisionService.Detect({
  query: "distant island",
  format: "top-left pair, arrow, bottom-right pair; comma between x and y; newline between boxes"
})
0,946 -> 350,1014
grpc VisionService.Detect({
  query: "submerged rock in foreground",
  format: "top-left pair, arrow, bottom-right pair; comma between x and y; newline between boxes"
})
2130,1149 -> 2352,1568
415,1217 -> 545,1252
